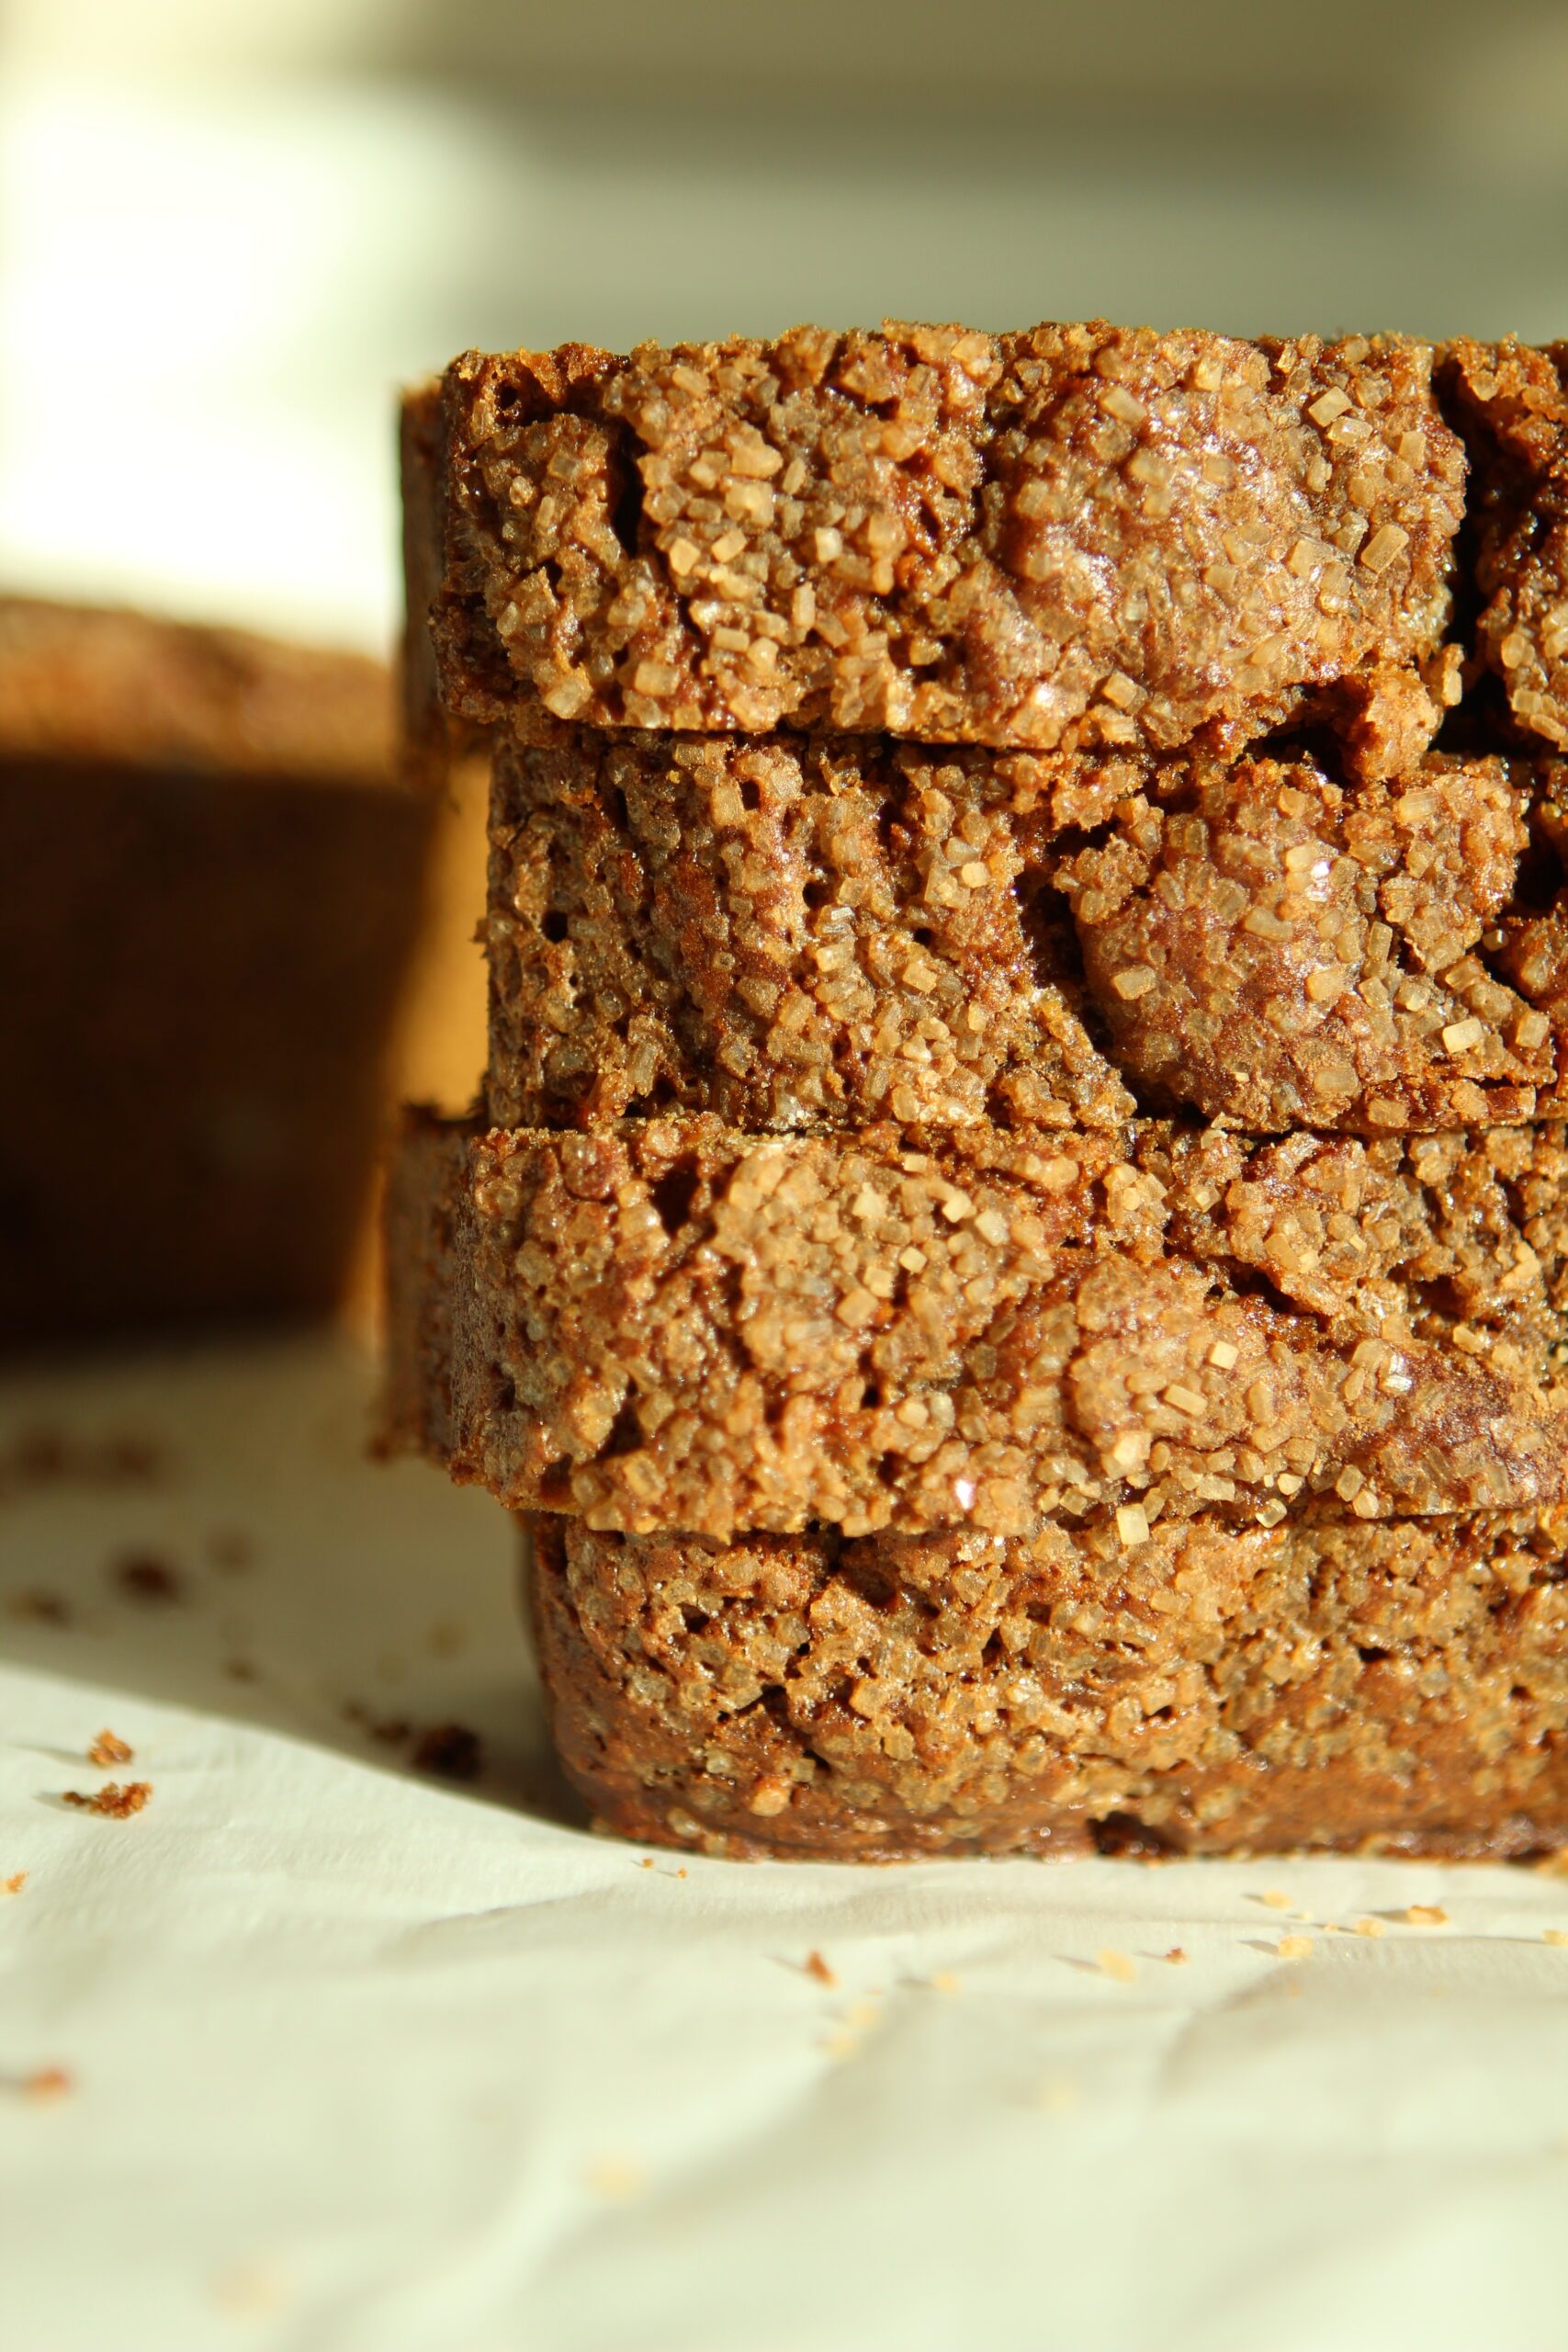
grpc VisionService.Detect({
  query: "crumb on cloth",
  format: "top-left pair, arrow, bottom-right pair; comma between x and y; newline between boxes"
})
17,2066 -> 72,2101
411,1723 -> 483,1781
62,1781 -> 151,1819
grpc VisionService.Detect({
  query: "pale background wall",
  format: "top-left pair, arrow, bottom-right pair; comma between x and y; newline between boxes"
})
4,0 -> 1567,651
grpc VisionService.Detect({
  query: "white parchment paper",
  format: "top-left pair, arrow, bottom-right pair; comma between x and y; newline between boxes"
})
2,1334 -> 1565,2352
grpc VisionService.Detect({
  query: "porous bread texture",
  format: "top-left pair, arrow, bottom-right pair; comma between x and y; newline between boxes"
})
386,1110 -> 1568,1541
413,323 -> 1464,754
487,727 -> 1568,1136
530,1508 -> 1568,1861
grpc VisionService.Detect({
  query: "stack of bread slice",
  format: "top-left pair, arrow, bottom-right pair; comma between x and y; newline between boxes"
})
387,322 -> 1568,1861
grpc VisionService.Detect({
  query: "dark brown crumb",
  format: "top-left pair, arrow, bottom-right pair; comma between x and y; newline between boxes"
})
113,1555 -> 183,1604
62,1781 -> 151,1819
410,1723 -> 483,1781
19,2066 -> 72,2101
86,1729 -> 132,1768
6,1589 -> 72,1626
4,1872 -> 26,1895
207,1529 -> 253,1572
804,1950 -> 837,1986
222,1658 -> 259,1683
1164,1947 -> 1190,1964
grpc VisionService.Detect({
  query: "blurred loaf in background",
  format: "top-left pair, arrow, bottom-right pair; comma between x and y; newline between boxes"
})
0,596 -> 485,1351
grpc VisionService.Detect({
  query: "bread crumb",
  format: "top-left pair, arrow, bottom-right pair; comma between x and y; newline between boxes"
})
1038,2078 -> 1080,2113
6,1589 -> 72,1626
1277,1935 -> 1314,1961
1543,1928 -> 1568,1948
1351,1917 -> 1386,1939
114,1554 -> 182,1604
929,1969 -> 962,1995
1404,1905 -> 1450,1927
20,2066 -> 72,2100
87,1729 -> 132,1768
1098,1948 -> 1137,1984
425,1618 -> 467,1657
1164,1946 -> 1189,1964
410,1723 -> 483,1781
62,1781 -> 150,1819
584,2154 -> 643,2200
804,1950 -> 837,1986
1258,1890 -> 1293,1910
207,1529 -> 253,1572
3,1872 -> 26,1895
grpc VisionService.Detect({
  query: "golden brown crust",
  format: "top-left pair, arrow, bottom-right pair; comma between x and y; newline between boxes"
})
0,596 -> 393,786
389,1112 -> 1568,1539
528,1509 -> 1568,1861
412,323 -> 1464,753
487,727 -> 1568,1136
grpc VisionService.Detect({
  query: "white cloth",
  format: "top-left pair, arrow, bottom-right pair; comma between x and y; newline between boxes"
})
2,1333 -> 1566,2351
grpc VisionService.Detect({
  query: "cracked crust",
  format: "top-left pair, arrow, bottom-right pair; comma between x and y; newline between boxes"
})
384,1110 -> 1568,1540
527,1509 -> 1568,1861
409,322 -> 1464,757
487,726 -> 1568,1136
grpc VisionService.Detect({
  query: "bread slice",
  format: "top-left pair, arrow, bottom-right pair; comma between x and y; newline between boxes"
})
487,725 -> 1568,1135
529,1507 -> 1568,1861
407,323 -> 1464,755
384,1108 -> 1568,1539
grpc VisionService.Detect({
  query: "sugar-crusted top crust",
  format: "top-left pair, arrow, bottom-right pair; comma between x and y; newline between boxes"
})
0,596 -> 393,786
413,322 -> 1465,753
